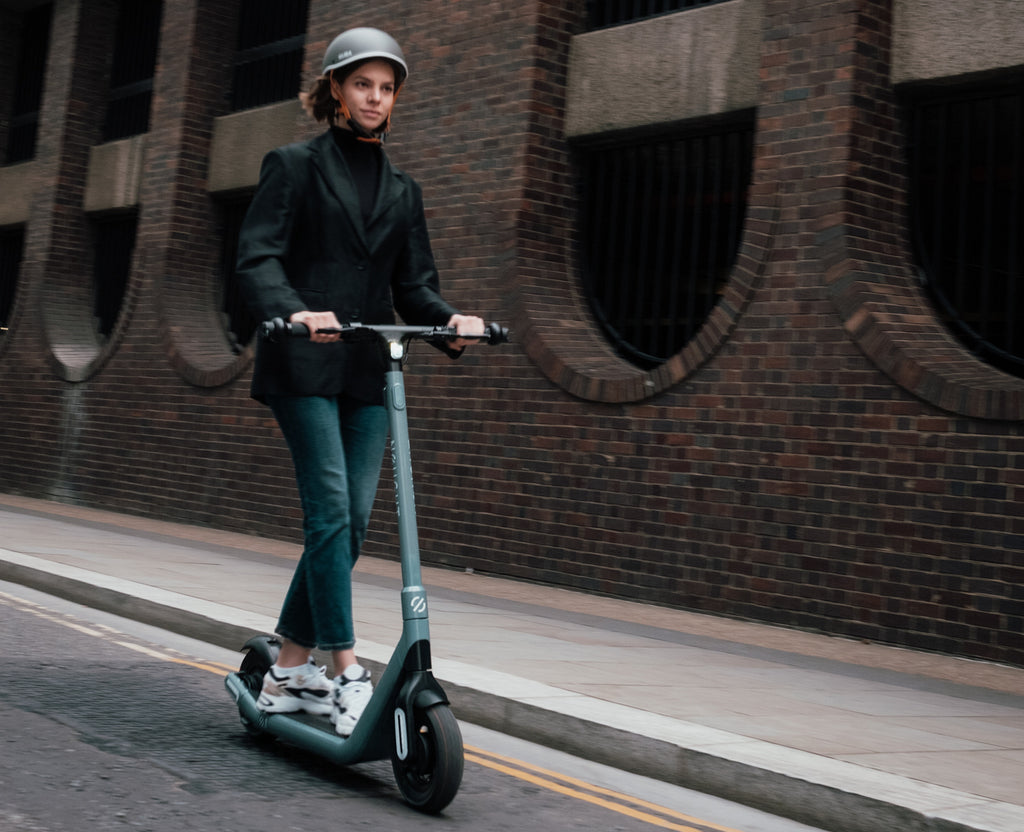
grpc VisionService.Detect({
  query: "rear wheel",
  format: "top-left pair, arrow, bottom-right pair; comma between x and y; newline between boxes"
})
391,704 -> 464,814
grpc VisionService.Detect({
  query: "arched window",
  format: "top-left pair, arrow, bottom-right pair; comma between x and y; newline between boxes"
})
0,226 -> 25,336
573,116 -> 753,369
103,0 -> 163,141
5,3 -> 52,164
91,213 -> 137,340
231,0 -> 309,112
217,196 -> 257,352
902,77 -> 1024,378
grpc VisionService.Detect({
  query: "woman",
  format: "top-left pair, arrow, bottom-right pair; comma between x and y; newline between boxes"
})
236,26 -> 484,737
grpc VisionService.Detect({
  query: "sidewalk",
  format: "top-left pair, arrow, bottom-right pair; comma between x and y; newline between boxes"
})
0,492 -> 1022,832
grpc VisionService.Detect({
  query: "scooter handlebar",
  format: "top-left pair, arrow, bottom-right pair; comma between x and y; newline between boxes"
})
260,318 -> 509,346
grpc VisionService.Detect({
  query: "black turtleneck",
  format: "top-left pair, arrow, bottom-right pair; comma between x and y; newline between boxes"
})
331,126 -> 382,222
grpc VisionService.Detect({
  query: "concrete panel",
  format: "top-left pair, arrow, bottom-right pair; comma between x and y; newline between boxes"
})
566,0 -> 761,138
892,0 -> 1024,85
0,160 -> 36,226
207,99 -> 304,194
83,135 -> 145,214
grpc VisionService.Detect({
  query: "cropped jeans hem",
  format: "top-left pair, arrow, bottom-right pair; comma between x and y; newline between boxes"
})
275,628 -> 356,652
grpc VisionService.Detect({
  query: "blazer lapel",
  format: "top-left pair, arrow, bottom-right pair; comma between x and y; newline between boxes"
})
367,157 -> 406,235
310,132 -> 369,251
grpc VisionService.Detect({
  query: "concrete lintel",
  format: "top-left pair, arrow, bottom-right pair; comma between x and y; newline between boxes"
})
0,160 -> 37,226
565,0 -> 761,138
893,0 -> 1024,85
84,135 -> 146,214
207,99 -> 305,195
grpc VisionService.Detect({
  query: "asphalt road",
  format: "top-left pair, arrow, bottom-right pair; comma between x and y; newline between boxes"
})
0,580 -> 826,832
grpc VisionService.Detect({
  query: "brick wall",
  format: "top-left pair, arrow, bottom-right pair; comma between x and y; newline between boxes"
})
0,0 -> 1021,666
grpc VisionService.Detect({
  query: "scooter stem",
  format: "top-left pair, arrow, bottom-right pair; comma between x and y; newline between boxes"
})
384,341 -> 429,633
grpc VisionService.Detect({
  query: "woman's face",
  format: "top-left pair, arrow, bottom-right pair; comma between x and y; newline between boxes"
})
333,59 -> 397,133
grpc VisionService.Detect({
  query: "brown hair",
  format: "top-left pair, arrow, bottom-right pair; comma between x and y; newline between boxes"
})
300,75 -> 338,124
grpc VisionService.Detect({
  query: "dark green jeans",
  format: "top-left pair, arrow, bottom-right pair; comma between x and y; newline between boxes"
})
267,395 -> 388,650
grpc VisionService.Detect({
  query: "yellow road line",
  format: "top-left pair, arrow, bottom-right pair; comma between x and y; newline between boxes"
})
465,745 -> 744,832
112,639 -> 236,673
1,589 -> 745,832
0,589 -> 235,675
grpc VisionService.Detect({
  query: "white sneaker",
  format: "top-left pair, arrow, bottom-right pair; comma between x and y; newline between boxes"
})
256,660 -> 333,715
331,665 -> 373,737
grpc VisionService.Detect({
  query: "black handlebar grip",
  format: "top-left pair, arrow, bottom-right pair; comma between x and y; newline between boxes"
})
260,317 -> 309,341
485,322 -> 509,345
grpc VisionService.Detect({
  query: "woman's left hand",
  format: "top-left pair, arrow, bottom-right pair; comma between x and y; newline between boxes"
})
446,315 -> 486,349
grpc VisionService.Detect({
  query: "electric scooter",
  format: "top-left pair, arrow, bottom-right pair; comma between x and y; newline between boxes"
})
225,318 -> 508,814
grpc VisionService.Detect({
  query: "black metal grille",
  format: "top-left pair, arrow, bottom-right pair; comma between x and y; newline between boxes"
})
902,78 -> 1024,378
5,4 -> 52,164
218,196 -> 258,351
0,226 -> 25,333
231,0 -> 309,112
92,214 -> 137,338
103,0 -> 163,141
586,0 -> 730,29
575,117 -> 754,369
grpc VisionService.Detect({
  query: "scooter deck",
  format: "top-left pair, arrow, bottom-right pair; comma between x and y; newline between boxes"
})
275,711 -> 335,732
225,672 -> 392,764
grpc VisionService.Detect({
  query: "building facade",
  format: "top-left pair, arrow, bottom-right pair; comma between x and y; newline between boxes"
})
1,0 -> 1022,666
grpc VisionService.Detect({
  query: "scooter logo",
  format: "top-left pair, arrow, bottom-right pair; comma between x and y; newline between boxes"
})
410,595 -> 427,614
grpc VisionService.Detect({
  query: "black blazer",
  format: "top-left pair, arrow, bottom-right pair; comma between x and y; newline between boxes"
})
237,129 -> 460,403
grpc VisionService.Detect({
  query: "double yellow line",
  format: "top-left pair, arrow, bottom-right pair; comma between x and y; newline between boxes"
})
464,745 -> 742,832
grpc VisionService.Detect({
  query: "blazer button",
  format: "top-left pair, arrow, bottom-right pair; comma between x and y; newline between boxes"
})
357,262 -> 367,271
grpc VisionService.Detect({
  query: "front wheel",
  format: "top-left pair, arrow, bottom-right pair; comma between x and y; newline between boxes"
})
391,704 -> 464,814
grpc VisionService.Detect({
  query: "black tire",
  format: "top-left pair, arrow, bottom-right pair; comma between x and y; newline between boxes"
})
239,635 -> 280,676
391,704 -> 464,814
237,636 -> 279,738
239,643 -> 274,679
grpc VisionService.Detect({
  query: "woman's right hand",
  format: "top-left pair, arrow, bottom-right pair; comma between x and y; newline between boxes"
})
289,310 -> 343,343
